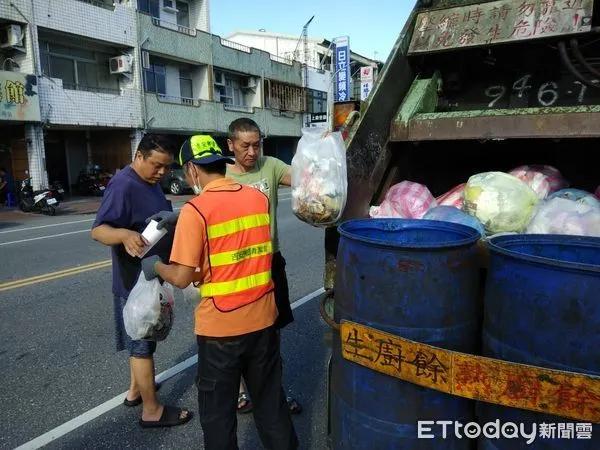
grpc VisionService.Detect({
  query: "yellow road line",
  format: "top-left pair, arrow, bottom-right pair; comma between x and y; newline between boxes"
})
0,259 -> 112,292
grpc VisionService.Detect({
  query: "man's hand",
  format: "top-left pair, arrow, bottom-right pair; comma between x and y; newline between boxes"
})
141,255 -> 162,281
122,230 -> 148,258
146,211 -> 180,230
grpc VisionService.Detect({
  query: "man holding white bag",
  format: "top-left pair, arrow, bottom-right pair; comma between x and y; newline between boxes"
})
91,133 -> 192,428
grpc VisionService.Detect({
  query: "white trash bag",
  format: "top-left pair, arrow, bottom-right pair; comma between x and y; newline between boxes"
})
123,274 -> 175,341
526,197 -> 600,237
292,128 -> 347,227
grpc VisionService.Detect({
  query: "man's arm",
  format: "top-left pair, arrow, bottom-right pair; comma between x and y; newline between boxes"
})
155,262 -> 196,289
271,157 -> 291,186
91,224 -> 147,258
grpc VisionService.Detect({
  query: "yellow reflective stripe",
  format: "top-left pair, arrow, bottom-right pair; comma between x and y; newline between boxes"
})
200,271 -> 271,297
210,241 -> 272,267
207,213 -> 270,239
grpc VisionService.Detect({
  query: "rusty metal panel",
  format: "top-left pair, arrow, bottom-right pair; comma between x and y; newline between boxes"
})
341,321 -> 600,423
390,107 -> 600,140
408,0 -> 594,54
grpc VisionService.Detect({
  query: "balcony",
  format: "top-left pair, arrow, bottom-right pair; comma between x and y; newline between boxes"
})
139,13 -> 303,85
33,0 -> 136,47
39,77 -> 143,128
145,94 -> 301,136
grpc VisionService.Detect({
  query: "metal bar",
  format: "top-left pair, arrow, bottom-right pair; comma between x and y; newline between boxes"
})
392,110 -> 600,141
340,321 -> 600,423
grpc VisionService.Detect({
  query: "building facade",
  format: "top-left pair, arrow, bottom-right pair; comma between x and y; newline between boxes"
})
0,0 -> 304,193
225,30 -> 382,130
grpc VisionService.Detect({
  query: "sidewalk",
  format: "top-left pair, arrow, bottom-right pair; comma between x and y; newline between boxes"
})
0,194 -> 195,224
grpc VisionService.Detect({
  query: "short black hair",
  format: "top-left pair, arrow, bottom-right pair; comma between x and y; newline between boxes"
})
228,118 -> 261,140
137,134 -> 179,158
197,160 -> 227,176
0,167 -> 6,173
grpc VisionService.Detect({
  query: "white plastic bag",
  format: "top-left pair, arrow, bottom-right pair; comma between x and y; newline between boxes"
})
526,197 -> 600,237
123,274 -> 175,341
292,128 -> 347,227
464,172 -> 539,234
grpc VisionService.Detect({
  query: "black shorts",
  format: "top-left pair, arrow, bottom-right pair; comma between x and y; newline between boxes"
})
272,252 -> 294,329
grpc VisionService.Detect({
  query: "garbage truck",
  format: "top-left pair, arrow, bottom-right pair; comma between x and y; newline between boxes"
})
320,0 -> 600,448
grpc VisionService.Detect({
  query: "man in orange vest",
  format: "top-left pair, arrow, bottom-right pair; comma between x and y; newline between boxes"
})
141,135 -> 298,450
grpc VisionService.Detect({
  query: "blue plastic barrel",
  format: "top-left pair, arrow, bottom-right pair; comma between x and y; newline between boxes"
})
479,234 -> 600,450
331,219 -> 482,449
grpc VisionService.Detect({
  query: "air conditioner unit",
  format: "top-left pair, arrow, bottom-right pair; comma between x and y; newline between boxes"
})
242,77 -> 258,90
214,71 -> 225,86
109,55 -> 133,74
2,24 -> 24,48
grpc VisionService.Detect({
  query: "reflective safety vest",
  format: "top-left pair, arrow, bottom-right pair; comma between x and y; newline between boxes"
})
187,182 -> 274,312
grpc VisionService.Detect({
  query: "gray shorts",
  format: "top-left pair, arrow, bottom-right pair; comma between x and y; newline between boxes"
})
114,295 -> 157,357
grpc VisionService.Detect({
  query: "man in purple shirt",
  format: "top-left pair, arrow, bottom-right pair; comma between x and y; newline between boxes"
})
92,134 -> 191,428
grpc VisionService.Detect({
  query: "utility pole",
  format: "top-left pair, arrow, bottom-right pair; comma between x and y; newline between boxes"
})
293,15 -> 315,126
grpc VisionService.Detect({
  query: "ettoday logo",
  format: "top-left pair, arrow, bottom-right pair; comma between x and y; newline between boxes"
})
418,420 -> 593,445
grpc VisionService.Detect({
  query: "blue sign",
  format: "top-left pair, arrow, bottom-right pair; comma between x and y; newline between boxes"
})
335,36 -> 350,102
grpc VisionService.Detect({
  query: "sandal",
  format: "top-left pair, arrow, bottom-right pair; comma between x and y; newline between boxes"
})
237,392 -> 253,414
124,382 -> 162,407
287,396 -> 302,415
139,405 -> 192,428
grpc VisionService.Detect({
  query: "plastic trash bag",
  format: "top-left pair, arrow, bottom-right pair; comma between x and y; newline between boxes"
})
464,172 -> 539,234
424,205 -> 485,236
292,128 -> 347,227
123,274 -> 175,341
548,188 -> 600,209
369,181 -> 437,219
526,197 -> 600,237
508,165 -> 568,198
182,282 -> 201,305
436,183 -> 466,209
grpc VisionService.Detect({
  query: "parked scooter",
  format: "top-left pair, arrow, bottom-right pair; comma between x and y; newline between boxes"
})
50,180 -> 66,202
19,177 -> 59,216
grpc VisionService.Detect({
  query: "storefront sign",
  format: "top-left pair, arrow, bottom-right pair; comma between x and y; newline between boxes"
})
335,36 -> 351,102
408,0 -> 594,54
360,66 -> 374,101
0,71 -> 40,122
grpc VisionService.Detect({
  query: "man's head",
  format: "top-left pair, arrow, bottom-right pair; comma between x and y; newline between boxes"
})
227,118 -> 262,171
132,134 -> 177,184
179,135 -> 234,192
0,167 -> 6,176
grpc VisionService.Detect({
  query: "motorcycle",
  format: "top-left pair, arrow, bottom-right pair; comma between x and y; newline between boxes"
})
19,178 -> 59,216
50,180 -> 65,202
76,165 -> 110,196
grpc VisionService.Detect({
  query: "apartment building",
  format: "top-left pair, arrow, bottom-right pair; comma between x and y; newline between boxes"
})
225,30 -> 382,129
0,0 -> 304,193
138,1 -> 304,165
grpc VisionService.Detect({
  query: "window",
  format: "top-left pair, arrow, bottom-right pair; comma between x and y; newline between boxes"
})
138,0 -> 159,17
143,64 -> 166,94
306,89 -> 327,114
179,69 -> 193,99
39,41 -> 119,93
214,71 -> 244,106
176,1 -> 189,28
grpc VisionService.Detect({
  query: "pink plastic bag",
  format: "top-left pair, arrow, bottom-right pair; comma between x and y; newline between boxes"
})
436,183 -> 466,209
369,181 -> 437,219
509,165 -> 568,198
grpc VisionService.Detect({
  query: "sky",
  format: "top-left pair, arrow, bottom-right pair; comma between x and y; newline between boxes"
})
210,0 -> 417,63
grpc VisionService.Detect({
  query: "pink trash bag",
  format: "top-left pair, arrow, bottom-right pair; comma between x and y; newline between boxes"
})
369,181 -> 437,219
509,165 -> 568,199
436,183 -> 466,209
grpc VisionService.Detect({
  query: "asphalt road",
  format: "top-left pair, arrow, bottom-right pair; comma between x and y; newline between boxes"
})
0,189 -> 329,450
